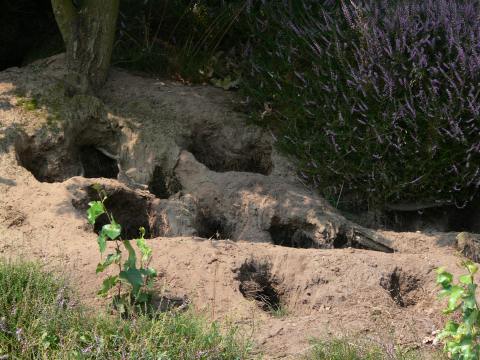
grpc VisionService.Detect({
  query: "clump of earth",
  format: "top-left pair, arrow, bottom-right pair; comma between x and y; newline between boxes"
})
0,55 -> 472,358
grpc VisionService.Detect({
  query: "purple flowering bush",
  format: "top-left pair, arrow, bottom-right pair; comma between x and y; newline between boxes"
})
111,0 -> 480,211
243,0 -> 480,210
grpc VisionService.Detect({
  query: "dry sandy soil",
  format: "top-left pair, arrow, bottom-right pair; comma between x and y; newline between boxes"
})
0,55 -> 472,359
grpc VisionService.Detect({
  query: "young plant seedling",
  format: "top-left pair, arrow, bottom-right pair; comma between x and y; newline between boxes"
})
87,184 -> 156,312
436,260 -> 480,359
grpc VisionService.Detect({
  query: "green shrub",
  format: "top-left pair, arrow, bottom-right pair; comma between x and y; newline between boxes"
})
436,261 -> 480,359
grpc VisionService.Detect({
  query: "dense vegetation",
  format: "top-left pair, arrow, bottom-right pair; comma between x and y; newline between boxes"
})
114,0 -> 480,212
243,0 -> 480,211
3,0 -> 480,211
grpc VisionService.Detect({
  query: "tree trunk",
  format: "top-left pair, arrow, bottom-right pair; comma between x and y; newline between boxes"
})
51,0 -> 119,93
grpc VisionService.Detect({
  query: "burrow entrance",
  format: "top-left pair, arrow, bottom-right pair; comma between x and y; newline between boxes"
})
148,166 -> 181,199
235,258 -> 282,312
185,125 -> 273,175
379,267 -> 421,307
78,146 -> 118,179
268,218 -> 390,252
16,132 -> 119,183
73,186 -> 154,240
17,144 -> 119,182
269,218 -> 318,249
195,209 -> 232,239
384,202 -> 480,233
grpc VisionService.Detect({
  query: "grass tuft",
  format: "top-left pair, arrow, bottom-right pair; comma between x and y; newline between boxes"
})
305,338 -> 445,360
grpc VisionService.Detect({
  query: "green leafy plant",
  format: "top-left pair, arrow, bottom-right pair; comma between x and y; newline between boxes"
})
436,261 -> 480,359
87,185 -> 156,311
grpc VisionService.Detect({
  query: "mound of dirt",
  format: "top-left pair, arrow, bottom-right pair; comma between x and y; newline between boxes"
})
0,55 -> 469,358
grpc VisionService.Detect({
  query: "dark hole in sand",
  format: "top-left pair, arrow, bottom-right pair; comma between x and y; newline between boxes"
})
380,267 -> 420,307
195,210 -> 231,239
383,201 -> 480,233
269,218 -> 318,249
79,146 -> 118,179
186,127 -> 273,175
148,166 -> 181,199
81,187 -> 153,240
235,258 -> 282,312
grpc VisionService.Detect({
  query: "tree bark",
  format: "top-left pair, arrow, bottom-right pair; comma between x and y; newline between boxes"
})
51,0 -> 119,93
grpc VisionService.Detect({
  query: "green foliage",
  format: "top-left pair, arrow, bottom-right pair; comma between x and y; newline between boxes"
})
113,1 -> 480,212
306,339 -> 383,360
113,0 -> 246,83
87,185 -> 156,310
0,261 -> 252,359
15,97 -> 38,111
238,1 -> 480,211
305,338 -> 431,360
269,304 -> 288,318
436,261 -> 480,359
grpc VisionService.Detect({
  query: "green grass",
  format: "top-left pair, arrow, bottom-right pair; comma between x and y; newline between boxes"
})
269,304 -> 289,318
15,97 -> 38,111
305,339 -> 445,360
0,261 -> 252,359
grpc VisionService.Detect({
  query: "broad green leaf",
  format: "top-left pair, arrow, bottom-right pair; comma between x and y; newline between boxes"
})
96,252 -> 121,273
447,285 -> 464,312
439,288 -> 452,298
119,268 -> 143,294
464,261 -> 479,275
122,240 -> 137,270
464,309 -> 478,330
463,292 -> 477,310
458,337 -> 475,359
136,236 -> 152,262
97,275 -> 118,297
467,283 -> 477,293
460,274 -> 473,285
445,320 -> 460,332
97,232 -> 107,254
87,201 -> 104,225
102,221 -> 121,240
437,269 -> 453,287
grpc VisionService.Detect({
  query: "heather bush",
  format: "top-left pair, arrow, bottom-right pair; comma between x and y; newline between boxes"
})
242,0 -> 480,210
112,0 -> 480,211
